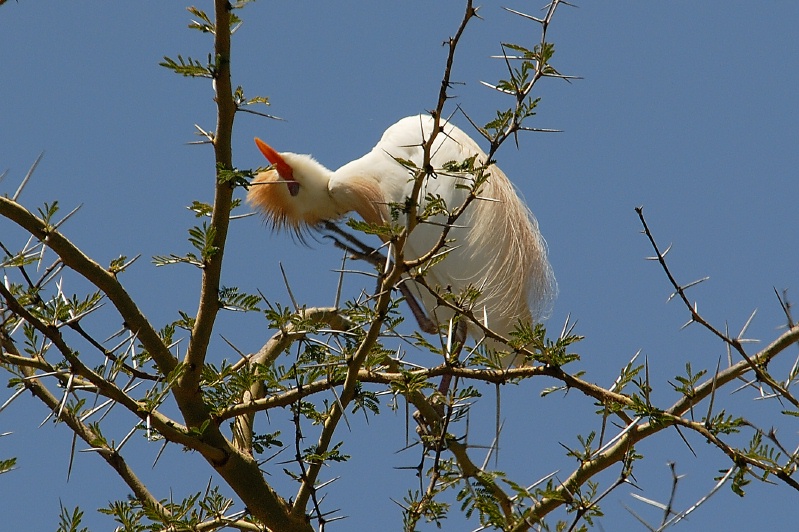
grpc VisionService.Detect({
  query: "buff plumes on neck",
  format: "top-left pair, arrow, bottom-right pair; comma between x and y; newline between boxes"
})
247,137 -> 342,232
248,138 -> 387,232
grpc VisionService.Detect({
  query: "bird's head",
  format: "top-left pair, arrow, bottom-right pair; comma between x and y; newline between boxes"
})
247,138 -> 341,231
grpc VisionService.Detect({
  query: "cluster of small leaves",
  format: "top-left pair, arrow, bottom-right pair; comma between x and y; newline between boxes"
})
232,85 -> 278,119
704,411 -> 745,436
140,362 -> 185,413
233,85 -> 269,108
743,430 -> 782,470
457,471 -> 507,527
729,465 -> 750,497
622,362 -> 666,423
469,344 -> 512,372
31,290 -> 104,328
169,311 -> 196,332
252,431 -> 283,454
188,199 -> 244,219
562,431 -> 597,464
1,274 -> 98,332
218,286 -> 261,312
99,499 -> 146,532
85,421 -> 108,449
0,456 -> 17,475
202,361 -> 258,415
418,193 -> 450,221
565,480 -> 604,528
389,366 -> 436,397
20,323 -> 43,356
350,382 -> 380,418
262,300 -> 294,331
153,222 -> 218,267
303,441 -> 350,465
36,201 -> 60,229
106,254 -> 141,277
217,163 -> 258,189
485,103 -> 535,139
56,504 -> 88,532
587,356 -> 644,411
166,1 -> 255,70
502,41 -> 557,85
628,389 -> 666,423
613,359 -> 644,394
513,322 -> 582,367
187,6 -> 215,34
346,218 -> 403,241
188,201 -> 213,218
99,486 -> 237,532
390,155 -> 419,174
188,222 -> 219,261
159,53 -> 218,79
437,284 -> 483,320
441,155 -> 479,175
449,157 -> 492,196
402,489 -> 450,531
531,478 -> 568,507
292,400 -> 329,426
342,295 -> 404,334
1,247 -> 37,269
478,31 -> 568,152
670,362 -> 707,400
0,286 -> 30,335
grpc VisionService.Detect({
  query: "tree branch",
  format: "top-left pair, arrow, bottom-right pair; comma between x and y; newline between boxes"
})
181,0 -> 238,412
0,334 -> 169,519
0,196 -> 177,376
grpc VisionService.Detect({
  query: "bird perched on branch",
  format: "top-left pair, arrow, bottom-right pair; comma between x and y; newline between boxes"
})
248,114 -> 555,356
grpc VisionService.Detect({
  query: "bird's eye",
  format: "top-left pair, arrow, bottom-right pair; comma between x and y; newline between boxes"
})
288,181 -> 300,197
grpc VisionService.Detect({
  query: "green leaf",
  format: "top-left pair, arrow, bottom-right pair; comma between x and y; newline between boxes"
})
173,311 -> 196,331
187,6 -> 215,33
234,85 -> 271,107
218,286 -> 261,312
56,503 -> 89,532
304,441 -> 350,464
216,167 -> 256,188
152,253 -> 204,268
252,431 -> 283,454
389,155 -> 418,171
159,54 -> 216,78
346,217 -> 401,239
37,201 -> 60,228
231,0 -> 257,9
188,201 -> 213,218
0,457 -> 17,475
108,255 -> 129,274
188,222 -> 219,261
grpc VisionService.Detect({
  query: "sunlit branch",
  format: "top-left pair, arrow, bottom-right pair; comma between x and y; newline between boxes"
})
181,0 -> 239,407
0,196 -> 177,376
0,335 -> 169,518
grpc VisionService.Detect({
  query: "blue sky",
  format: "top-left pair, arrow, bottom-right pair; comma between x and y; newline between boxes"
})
2,1 -> 798,530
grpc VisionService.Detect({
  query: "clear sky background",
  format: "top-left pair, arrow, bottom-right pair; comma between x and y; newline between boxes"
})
2,1 -> 798,530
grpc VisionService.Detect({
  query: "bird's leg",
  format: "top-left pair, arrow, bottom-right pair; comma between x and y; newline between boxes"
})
323,221 -> 376,256
322,222 -> 438,334
325,223 -> 469,398
397,281 -> 438,334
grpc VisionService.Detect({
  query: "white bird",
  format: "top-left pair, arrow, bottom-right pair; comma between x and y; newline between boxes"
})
248,114 -> 555,355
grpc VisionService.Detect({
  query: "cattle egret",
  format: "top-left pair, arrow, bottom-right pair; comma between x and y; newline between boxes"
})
248,114 -> 555,355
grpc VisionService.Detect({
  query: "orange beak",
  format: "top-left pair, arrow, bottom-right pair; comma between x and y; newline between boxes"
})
254,137 -> 294,181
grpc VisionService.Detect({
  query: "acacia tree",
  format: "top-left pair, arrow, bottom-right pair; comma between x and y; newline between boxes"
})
2,2 -> 799,531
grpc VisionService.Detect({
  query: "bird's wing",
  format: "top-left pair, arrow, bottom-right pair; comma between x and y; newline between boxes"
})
331,115 -> 555,335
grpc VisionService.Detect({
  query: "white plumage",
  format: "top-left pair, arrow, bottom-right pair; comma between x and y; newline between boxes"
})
248,114 -> 555,350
